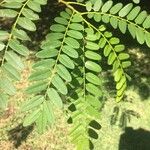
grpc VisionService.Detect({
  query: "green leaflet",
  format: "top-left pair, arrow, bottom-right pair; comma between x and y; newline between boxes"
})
119,3 -> 133,17
104,31 -> 113,37
143,15 -> 150,29
28,69 -> 51,81
101,1 -> 113,13
86,95 -> 101,108
87,13 -> 94,19
56,64 -> 72,82
36,106 -> 47,134
116,75 -> 126,90
135,11 -> 147,24
23,109 -> 41,127
59,54 -> 75,69
100,26 -> 106,32
86,33 -> 99,41
26,81 -> 48,94
127,6 -> 141,20
136,27 -> 145,44
0,77 -> 16,95
76,139 -> 89,150
110,37 -> 120,45
145,32 -> 150,47
104,45 -> 112,57
132,0 -> 140,4
109,3 -> 123,14
9,39 -> 29,56
54,17 -> 68,25
99,37 -> 106,48
86,1 -> 92,12
51,75 -> 68,95
62,45 -> 78,58
70,125 -> 84,142
86,105 -> 100,118
114,68 -> 122,82
69,23 -> 84,31
86,41 -> 99,50
34,0 -> 47,5
105,31 -> 113,38
108,52 -> 116,65
60,11 -> 71,19
12,29 -> 31,41
43,101 -> 55,125
65,8 -> 73,15
93,0 -> 102,12
116,95 -> 124,102
47,88 -> 63,108
85,51 -> 101,60
128,24 -> 136,38
118,20 -> 127,34
50,24 -> 66,32
85,61 -> 102,72
36,49 -> 58,58
113,60 -> 120,72
2,63 -> 21,81
0,93 -> 9,110
118,53 -> 130,60
67,30 -> 83,39
41,40 -> 61,49
0,9 -> 18,18
64,37 -> 80,49
1,2 -> 22,9
9,0 -> 26,2
86,72 -> 101,85
72,14 -> 83,22
0,30 -> 9,41
5,51 -> 24,71
21,95 -> 44,112
22,8 -> 39,20
27,1 -> 41,12
69,122 -> 83,136
0,42 -> 5,51
18,17 -> 36,31
86,83 -> 102,97
110,17 -> 118,29
102,15 -> 110,24
114,45 -> 125,52
122,61 -> 131,68
46,33 -> 64,40
32,59 -> 55,70
117,83 -> 126,97
94,14 -> 101,22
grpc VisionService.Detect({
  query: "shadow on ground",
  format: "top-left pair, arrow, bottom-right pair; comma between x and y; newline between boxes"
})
8,124 -> 34,148
119,127 -> 150,150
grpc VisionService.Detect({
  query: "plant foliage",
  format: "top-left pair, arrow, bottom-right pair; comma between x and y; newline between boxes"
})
0,0 -> 149,149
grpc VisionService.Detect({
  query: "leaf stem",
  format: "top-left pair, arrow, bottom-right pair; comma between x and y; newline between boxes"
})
0,0 -> 30,66
82,45 -> 86,102
45,11 -> 75,97
60,0 -> 127,101
67,2 -> 86,7
81,11 -> 149,34
60,0 -> 125,77
85,18 -> 126,75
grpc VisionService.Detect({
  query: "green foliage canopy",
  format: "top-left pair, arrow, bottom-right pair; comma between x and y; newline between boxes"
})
0,0 -> 149,149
